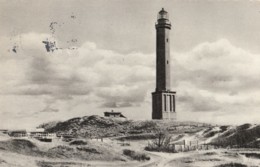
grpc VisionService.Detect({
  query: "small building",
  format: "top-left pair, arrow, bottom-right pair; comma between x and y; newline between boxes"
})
104,110 -> 126,119
29,132 -> 56,142
29,132 -> 56,138
28,128 -> 56,142
8,130 -> 27,137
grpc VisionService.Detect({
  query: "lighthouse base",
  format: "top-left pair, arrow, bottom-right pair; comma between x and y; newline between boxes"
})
152,90 -> 176,120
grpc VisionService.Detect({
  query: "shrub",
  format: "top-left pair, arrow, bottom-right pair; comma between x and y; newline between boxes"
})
204,152 -> 217,156
144,130 -> 176,153
76,146 -> 100,154
220,126 -> 229,132
123,149 -> 150,161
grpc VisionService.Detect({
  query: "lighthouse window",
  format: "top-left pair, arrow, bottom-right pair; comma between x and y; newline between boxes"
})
167,60 -> 169,64
164,95 -> 167,111
170,95 -> 172,111
166,38 -> 168,42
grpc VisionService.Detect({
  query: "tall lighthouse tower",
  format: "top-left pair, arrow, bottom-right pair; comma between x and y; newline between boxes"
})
152,8 -> 176,120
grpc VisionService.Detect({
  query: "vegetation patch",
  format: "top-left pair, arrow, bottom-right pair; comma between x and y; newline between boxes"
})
46,145 -> 80,159
69,140 -> 87,145
199,158 -> 221,161
220,126 -> 229,132
48,145 -> 74,152
181,157 -> 194,163
76,146 -> 100,154
36,161 -> 86,167
62,137 -> 74,142
222,152 -> 239,158
204,131 -> 218,138
0,139 -> 43,156
212,125 -> 260,148
171,134 -> 185,141
204,152 -> 218,156
0,147 -> 5,150
123,149 -> 150,161
237,124 -> 251,131
117,134 -> 156,141
215,163 -> 247,167
41,115 -> 214,139
240,152 -> 260,159
133,121 -> 158,131
221,129 -> 235,138
203,127 -> 213,134
0,158 -> 6,164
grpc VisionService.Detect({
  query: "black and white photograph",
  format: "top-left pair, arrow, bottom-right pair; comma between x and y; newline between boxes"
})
1,0 -> 260,166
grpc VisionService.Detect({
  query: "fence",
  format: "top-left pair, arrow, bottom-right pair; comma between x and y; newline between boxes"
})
172,140 -> 216,152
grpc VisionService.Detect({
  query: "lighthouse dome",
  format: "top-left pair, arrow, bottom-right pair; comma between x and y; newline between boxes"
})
158,8 -> 169,20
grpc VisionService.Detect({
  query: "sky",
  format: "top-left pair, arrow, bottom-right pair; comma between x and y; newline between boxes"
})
1,0 -> 260,129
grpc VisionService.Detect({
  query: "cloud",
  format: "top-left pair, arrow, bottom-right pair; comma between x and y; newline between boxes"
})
0,32 -> 154,110
173,39 -> 260,113
100,101 -> 133,108
177,91 -> 221,112
174,39 -> 260,93
40,106 -> 59,113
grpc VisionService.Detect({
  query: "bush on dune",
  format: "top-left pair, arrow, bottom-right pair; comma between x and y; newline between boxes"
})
220,126 -> 229,133
69,140 -> 87,145
0,139 -> 42,156
212,125 -> 260,148
133,121 -> 158,131
123,149 -> 150,161
145,130 -> 176,153
240,153 -> 260,159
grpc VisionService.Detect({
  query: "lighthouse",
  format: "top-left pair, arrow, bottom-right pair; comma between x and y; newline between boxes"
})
152,8 -> 176,120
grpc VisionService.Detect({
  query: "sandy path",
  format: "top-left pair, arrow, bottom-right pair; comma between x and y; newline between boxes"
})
117,139 -> 196,167
139,151 -> 197,167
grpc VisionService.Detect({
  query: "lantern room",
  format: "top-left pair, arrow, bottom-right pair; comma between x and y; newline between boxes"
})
158,8 -> 169,20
